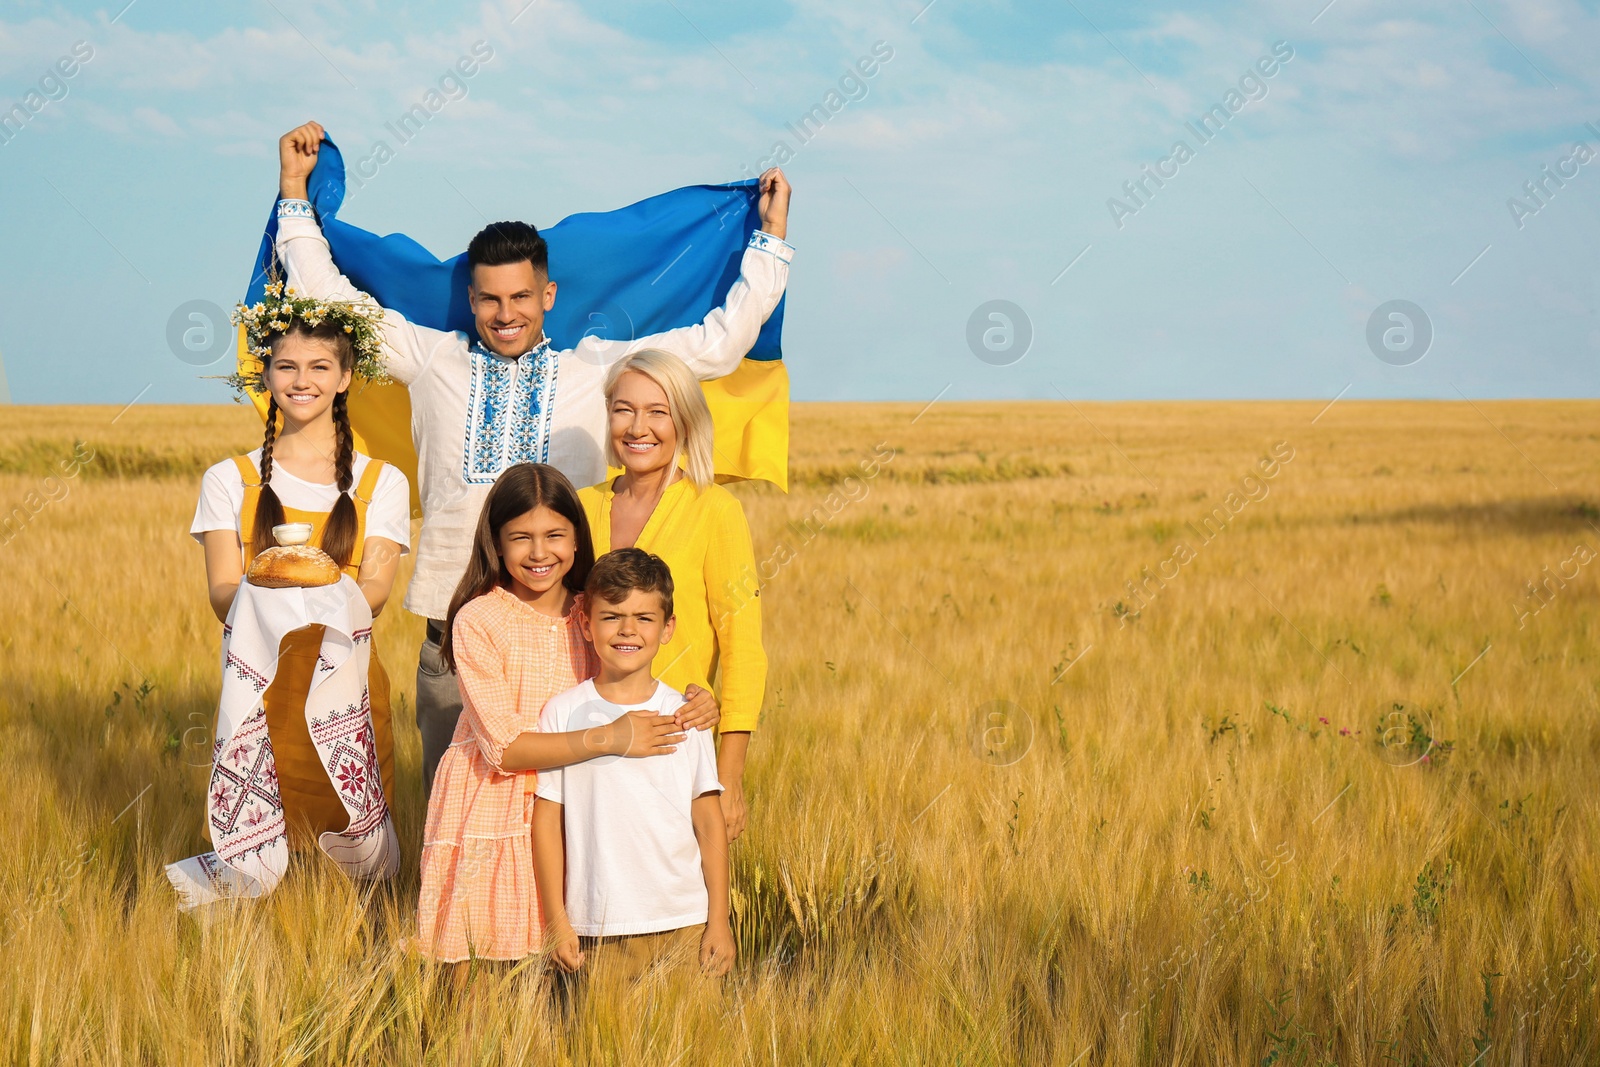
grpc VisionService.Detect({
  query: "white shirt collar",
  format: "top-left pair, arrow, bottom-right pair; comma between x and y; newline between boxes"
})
472,333 -> 552,361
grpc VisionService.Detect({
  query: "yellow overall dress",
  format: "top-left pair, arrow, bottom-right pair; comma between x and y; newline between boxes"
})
233,454 -> 397,847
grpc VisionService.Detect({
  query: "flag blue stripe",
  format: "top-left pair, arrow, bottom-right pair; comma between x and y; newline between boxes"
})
246,137 -> 785,361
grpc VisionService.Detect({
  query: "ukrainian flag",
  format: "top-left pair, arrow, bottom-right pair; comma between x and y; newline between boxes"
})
239,138 -> 790,507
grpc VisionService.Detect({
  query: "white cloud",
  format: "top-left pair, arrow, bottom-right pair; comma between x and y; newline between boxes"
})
131,104 -> 182,137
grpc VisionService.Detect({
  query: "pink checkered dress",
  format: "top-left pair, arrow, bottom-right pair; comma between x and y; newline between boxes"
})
417,586 -> 597,962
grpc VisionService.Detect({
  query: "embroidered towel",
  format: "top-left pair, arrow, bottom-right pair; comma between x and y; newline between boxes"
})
165,578 -> 398,910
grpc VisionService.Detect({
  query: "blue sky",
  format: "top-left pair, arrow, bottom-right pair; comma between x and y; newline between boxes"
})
1,0 -> 1598,404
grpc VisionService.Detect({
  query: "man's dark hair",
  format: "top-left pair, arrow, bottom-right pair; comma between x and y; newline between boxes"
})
467,220 -> 548,276
586,547 -> 674,619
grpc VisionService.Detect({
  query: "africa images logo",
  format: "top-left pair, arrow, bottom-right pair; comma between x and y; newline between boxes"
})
1106,41 -> 1295,229
0,40 -> 93,147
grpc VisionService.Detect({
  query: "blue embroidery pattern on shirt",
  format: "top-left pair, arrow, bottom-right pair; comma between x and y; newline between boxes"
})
747,230 -> 794,265
462,339 -> 558,484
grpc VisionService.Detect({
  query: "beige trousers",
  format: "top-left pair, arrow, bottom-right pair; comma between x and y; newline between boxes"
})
579,924 -> 705,982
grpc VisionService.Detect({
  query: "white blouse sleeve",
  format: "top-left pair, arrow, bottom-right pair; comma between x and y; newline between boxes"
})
574,232 -> 793,381
190,460 -> 245,543
362,462 -> 412,551
275,204 -> 459,388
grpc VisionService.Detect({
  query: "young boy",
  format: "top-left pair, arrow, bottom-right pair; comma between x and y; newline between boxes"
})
532,548 -> 735,979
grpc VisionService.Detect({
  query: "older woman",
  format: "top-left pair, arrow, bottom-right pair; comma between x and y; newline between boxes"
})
579,349 -> 765,842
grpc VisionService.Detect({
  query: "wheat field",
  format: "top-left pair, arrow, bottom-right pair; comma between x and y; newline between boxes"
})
0,399 -> 1596,1065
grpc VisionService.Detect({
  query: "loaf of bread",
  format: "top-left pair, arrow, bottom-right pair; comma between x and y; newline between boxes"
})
247,544 -> 341,588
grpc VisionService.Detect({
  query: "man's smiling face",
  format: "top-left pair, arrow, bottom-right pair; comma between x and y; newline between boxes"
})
469,260 -> 557,357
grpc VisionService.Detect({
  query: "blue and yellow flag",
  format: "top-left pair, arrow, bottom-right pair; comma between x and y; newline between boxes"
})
240,137 -> 790,503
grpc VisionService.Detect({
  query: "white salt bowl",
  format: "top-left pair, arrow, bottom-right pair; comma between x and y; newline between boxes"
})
272,522 -> 314,547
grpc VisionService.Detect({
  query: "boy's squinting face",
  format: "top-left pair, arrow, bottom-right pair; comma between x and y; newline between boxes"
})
582,588 -> 675,674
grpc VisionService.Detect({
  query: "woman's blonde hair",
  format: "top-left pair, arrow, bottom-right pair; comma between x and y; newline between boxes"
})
603,349 -> 715,489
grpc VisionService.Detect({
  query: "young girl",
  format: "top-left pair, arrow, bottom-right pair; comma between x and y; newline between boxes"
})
418,463 -> 721,965
191,293 -> 410,844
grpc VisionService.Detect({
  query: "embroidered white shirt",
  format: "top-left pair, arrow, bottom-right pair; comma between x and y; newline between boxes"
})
460,336 -> 557,484
274,203 -> 793,621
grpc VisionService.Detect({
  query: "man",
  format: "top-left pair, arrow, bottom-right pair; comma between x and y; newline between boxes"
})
274,122 -> 794,812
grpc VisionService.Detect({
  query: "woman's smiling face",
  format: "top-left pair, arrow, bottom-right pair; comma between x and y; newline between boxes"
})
264,333 -> 351,424
608,370 -> 678,477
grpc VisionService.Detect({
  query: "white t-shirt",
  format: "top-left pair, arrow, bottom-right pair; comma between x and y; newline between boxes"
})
190,449 -> 412,554
535,679 -> 724,937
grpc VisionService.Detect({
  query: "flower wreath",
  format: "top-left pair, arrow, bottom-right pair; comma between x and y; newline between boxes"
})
228,278 -> 389,394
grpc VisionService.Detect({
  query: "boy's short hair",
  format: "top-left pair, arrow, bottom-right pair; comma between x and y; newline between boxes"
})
586,547 -> 674,618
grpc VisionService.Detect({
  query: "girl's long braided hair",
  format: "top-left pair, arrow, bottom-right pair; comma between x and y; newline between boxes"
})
251,322 -> 360,569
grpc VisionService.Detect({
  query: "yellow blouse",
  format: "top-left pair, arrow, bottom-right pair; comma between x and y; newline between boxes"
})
580,476 -> 766,732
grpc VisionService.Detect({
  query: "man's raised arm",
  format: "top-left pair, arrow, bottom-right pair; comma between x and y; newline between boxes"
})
579,167 -> 795,381
274,121 -> 453,387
